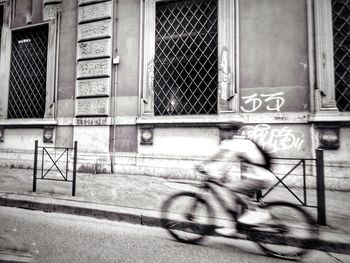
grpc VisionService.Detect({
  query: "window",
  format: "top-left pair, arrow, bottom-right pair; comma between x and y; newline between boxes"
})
154,0 -> 218,116
143,0 -> 236,117
332,0 -> 350,111
153,0 -> 219,116
7,24 -> 49,119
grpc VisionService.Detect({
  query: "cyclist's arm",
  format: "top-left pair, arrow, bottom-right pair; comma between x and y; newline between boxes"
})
207,149 -> 228,163
196,149 -> 229,173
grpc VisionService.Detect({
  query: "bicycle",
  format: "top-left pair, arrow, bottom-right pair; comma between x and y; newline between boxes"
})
160,169 -> 319,261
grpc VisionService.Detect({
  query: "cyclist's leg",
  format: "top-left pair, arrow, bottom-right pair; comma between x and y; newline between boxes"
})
231,178 -> 272,225
231,178 -> 268,202
215,179 -> 266,236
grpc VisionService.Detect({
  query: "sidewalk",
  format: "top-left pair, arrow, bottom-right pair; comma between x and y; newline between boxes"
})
0,167 -> 349,256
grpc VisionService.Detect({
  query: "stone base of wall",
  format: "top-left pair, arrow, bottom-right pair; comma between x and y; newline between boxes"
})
0,150 -> 349,190
0,149 -> 34,169
110,153 -> 350,191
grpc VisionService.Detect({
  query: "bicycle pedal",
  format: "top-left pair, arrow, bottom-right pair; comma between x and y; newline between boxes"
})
236,223 -> 247,232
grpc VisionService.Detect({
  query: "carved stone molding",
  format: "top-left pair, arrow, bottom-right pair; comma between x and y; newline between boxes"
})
77,59 -> 111,79
78,1 -> 112,24
43,126 -> 54,143
79,0 -> 108,6
316,124 -> 340,150
140,125 -> 154,145
218,48 -> 232,110
217,0 -> 236,113
78,20 -> 112,41
75,117 -> 109,126
78,38 -> 111,60
76,98 -> 109,116
76,78 -> 110,97
143,61 -> 155,114
43,4 -> 61,21
43,0 -> 62,4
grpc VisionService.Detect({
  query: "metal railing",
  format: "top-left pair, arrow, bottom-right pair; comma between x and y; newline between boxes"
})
257,149 -> 326,225
33,140 -> 78,196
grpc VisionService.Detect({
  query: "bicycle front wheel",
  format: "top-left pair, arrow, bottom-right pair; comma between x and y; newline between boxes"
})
160,192 -> 215,244
250,201 -> 318,261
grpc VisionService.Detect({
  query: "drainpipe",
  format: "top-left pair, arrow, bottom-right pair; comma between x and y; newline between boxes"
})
26,0 -> 33,24
137,0 -> 144,158
11,0 -> 17,22
54,11 -> 61,119
110,0 -> 119,173
138,0 -> 144,117
111,57 -> 119,173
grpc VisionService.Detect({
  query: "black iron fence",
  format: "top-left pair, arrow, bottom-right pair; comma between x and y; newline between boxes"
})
257,149 -> 326,225
33,140 -> 78,196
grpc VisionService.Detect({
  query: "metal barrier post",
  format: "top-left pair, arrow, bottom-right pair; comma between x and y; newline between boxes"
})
302,159 -> 307,206
72,141 -> 78,196
256,190 -> 262,201
316,149 -> 326,225
33,140 -> 38,192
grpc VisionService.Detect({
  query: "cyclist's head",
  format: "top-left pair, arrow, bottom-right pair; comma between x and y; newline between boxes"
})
220,122 -> 242,131
219,122 -> 242,138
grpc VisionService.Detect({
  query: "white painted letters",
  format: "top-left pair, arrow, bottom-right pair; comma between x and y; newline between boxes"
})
240,92 -> 285,112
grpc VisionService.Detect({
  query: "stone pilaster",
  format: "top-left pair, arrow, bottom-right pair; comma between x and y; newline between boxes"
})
75,0 -> 112,117
42,1 -> 61,119
74,0 -> 113,158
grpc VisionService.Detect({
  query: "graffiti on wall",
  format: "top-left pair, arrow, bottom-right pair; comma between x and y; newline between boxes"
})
240,92 -> 285,113
240,124 -> 305,153
240,86 -> 309,112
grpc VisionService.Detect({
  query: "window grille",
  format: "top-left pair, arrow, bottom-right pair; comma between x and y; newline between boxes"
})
332,0 -> 350,111
8,24 -> 49,119
154,0 -> 218,115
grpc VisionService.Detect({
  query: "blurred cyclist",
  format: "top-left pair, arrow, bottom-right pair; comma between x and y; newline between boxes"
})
196,122 -> 273,236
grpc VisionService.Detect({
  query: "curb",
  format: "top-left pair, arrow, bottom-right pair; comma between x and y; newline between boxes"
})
0,250 -> 32,263
0,194 -> 349,255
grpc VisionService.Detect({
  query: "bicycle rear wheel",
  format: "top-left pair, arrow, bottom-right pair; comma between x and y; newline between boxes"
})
249,201 -> 318,261
160,192 -> 215,244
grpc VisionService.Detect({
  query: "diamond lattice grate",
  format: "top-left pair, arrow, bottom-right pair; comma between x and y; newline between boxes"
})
8,24 -> 48,119
332,0 -> 350,111
154,0 -> 218,115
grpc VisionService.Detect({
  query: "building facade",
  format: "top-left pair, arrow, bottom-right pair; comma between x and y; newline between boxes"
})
0,0 -> 349,189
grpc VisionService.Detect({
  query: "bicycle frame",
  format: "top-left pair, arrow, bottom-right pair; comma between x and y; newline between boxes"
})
196,175 -> 247,222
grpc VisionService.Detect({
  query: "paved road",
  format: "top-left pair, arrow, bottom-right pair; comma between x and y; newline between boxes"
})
0,206 -> 349,263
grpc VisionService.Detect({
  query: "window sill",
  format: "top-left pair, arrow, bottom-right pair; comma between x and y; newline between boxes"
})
136,114 -> 243,127
309,112 -> 350,122
0,118 -> 57,127
241,112 -> 309,124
